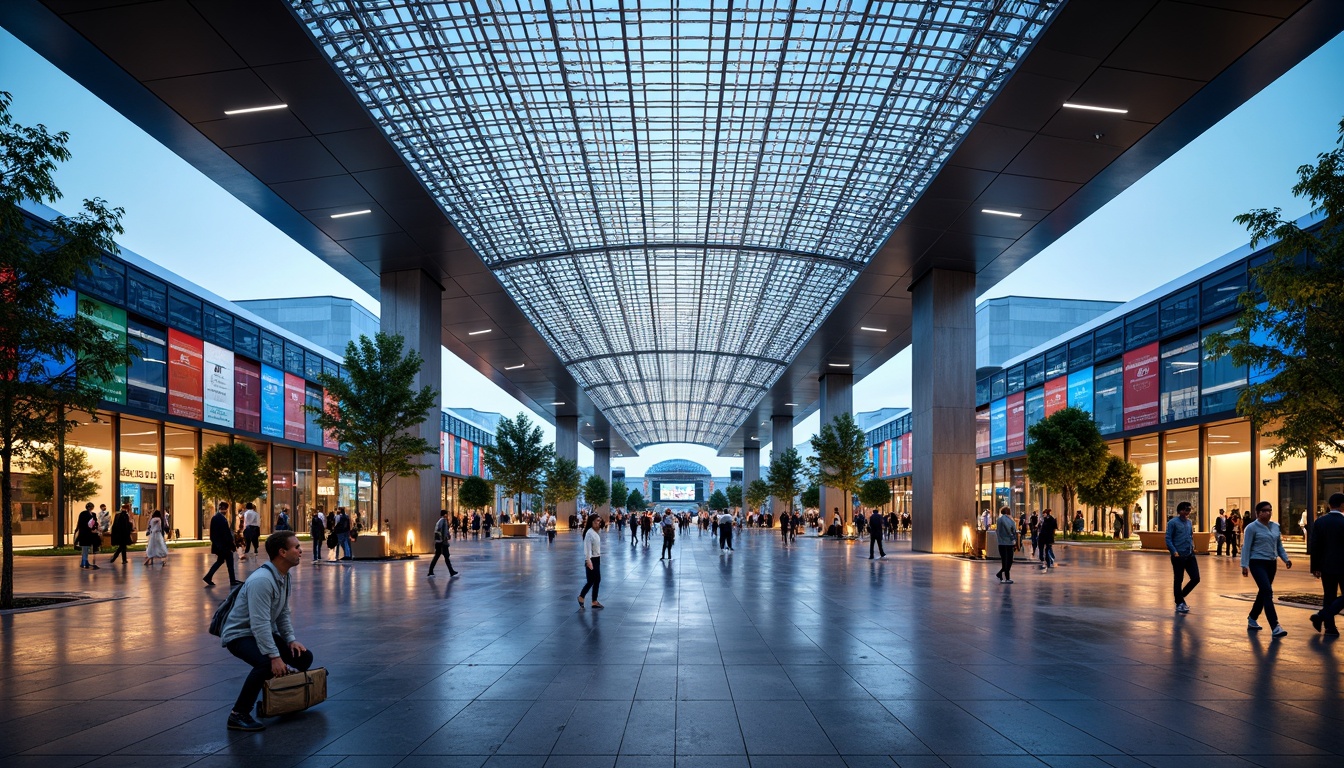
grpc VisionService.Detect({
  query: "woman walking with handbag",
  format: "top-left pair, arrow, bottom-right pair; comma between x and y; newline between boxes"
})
144,510 -> 169,566
577,513 -> 606,609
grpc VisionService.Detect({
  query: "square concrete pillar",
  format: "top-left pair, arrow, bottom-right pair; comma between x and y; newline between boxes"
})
911,268 -> 976,553
556,415 -> 578,529
819,372 -> 853,530
379,268 -> 443,555
593,445 -> 610,518
771,414 -> 794,522
743,446 -> 760,512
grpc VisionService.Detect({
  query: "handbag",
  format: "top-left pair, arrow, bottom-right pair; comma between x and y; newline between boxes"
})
130,530 -> 139,544
258,667 -> 327,717
325,532 -> 337,549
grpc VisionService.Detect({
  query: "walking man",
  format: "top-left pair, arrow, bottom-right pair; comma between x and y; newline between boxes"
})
719,510 -> 735,551
995,506 -> 1017,583
219,530 -> 313,731
660,508 -> 676,560
1167,501 -> 1200,614
1215,510 -> 1228,557
869,507 -> 886,559
428,509 -> 459,577
241,502 -> 262,558
1308,492 -> 1344,636
1241,500 -> 1291,636
204,501 -> 240,587
1037,509 -> 1057,570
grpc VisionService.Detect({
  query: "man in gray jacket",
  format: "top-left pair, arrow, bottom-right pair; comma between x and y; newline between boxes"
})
995,506 -> 1018,584
220,530 -> 313,731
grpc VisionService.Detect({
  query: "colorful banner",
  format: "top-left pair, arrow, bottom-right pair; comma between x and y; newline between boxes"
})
234,358 -> 261,433
304,385 -> 323,445
976,406 -> 990,460
899,432 -> 911,474
202,342 -> 234,427
1043,376 -> 1067,417
1006,391 -> 1025,454
260,364 -> 285,438
1123,342 -> 1160,430
460,438 -> 472,476
284,373 -> 306,442
441,433 -> 449,471
1067,367 -> 1094,415
323,390 -> 340,449
166,329 -> 204,421
77,294 -> 127,404
990,398 -> 1007,457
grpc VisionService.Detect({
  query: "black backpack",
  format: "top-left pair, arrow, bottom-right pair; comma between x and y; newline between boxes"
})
208,582 -> 245,637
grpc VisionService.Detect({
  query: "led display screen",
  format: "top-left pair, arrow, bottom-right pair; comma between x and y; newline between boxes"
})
284,373 -> 306,442
1043,376 -> 1067,417
1006,391 -> 1025,454
260,364 -> 284,438
1123,342 -> 1160,430
659,483 -> 697,502
898,433 -> 911,474
202,342 -> 234,427
167,329 -> 204,421
1067,367 -> 1093,415
234,358 -> 261,434
990,399 -> 1007,457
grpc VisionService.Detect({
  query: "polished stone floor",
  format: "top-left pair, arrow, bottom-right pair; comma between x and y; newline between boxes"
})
2,527 -> 1342,768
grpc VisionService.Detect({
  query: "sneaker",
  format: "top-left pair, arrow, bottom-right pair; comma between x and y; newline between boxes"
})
1004,579 -> 1014,584
226,711 -> 265,731
1272,625 -> 1288,638
1176,603 -> 1190,614
1247,618 -> 1262,631
996,574 -> 1003,583
1311,613 -> 1324,633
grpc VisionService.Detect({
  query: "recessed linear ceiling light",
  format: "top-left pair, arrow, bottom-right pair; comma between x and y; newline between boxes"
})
593,438 -> 604,442
860,326 -> 887,333
786,402 -> 798,406
551,401 -> 566,406
1062,102 -> 1128,114
828,363 -> 851,368
224,103 -> 287,115
750,436 -> 759,441
981,208 -> 1022,218
330,209 -> 372,219
468,329 -> 492,336
504,363 -> 525,370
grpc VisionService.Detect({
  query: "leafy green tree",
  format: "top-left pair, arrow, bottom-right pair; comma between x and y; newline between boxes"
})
309,332 -> 438,529
609,478 -> 627,511
744,478 -> 771,513
1,92 -> 132,607
708,489 -> 730,512
858,478 -> 892,510
24,445 -> 101,512
767,446 -> 805,520
625,489 -> 646,512
726,484 -> 742,511
482,412 -> 554,520
1077,456 -> 1144,536
1025,407 -> 1109,519
195,442 -> 268,524
800,482 -> 820,511
457,475 -> 494,513
543,456 -> 581,512
584,473 -> 609,514
808,413 -> 872,523
1204,117 -> 1344,466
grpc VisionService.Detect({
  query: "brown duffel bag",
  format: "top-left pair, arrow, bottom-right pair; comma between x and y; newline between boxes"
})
258,667 -> 327,717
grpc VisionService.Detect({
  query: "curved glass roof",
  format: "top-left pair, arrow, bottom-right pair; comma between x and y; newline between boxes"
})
646,459 -> 712,476
293,0 -> 1062,448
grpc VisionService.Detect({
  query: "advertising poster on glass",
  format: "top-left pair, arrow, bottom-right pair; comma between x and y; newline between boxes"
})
323,390 -> 340,450
990,398 -> 1007,457
1006,391 -> 1025,454
234,358 -> 261,434
202,341 -> 234,426
283,373 -> 306,442
167,329 -> 205,421
1043,376 -> 1067,417
78,294 -> 128,404
1123,342 -> 1160,430
260,364 -> 285,438
1067,367 -> 1094,414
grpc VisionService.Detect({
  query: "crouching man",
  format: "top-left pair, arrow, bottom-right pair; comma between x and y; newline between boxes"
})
220,530 -> 312,731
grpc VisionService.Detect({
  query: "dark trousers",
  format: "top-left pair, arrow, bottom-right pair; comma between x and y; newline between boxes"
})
1216,532 -> 1225,556
1170,554 -> 1200,604
243,525 -> 261,554
870,535 -> 885,558
1247,559 -> 1279,626
1228,533 -> 1240,558
109,544 -> 128,563
206,551 -> 236,583
1321,574 -> 1343,630
547,530 -> 556,544
225,633 -> 314,714
719,527 -> 733,550
661,536 -> 674,559
428,542 -> 456,574
996,545 -> 1014,579
579,556 -> 601,601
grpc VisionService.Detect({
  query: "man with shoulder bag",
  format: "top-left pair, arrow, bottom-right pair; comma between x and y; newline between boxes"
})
428,509 -> 459,577
218,530 -> 314,731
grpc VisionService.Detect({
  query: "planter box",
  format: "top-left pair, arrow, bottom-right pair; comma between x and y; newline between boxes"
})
1138,530 -> 1212,554
351,535 -> 388,559
499,523 -> 529,538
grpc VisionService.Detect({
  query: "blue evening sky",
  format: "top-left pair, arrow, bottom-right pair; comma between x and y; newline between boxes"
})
3,28 -> 1342,476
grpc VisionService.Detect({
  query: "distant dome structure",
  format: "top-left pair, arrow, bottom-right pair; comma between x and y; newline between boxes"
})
645,459 -> 711,507
647,459 -> 710,476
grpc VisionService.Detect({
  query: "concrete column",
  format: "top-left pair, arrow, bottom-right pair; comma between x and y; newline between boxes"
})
771,414 -> 793,522
379,268 -> 442,555
593,445 -> 611,519
743,446 -> 760,512
819,372 -> 854,532
911,268 -> 975,553
556,415 -> 578,530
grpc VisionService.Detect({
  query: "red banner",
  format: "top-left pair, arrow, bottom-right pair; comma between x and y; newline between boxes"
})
322,390 -> 340,449
460,439 -> 472,475
1006,391 -> 1025,453
284,373 -> 306,442
1043,376 -> 1068,417
167,330 -> 204,421
234,358 -> 260,433
899,432 -> 912,474
1123,342 -> 1160,430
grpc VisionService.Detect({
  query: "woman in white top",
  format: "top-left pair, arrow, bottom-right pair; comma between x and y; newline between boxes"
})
578,514 -> 606,609
144,510 -> 169,566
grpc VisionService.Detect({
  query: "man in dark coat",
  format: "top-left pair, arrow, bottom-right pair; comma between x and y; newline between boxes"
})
75,502 -> 100,570
1309,492 -> 1344,636
868,508 -> 886,559
204,501 -> 240,587
108,507 -> 134,564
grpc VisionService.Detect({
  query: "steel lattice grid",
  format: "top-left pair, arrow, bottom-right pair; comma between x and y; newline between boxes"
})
292,0 -> 1060,448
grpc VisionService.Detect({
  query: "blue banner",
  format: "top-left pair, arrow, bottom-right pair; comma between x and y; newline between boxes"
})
1068,367 -> 1094,415
260,364 -> 285,438
990,398 -> 1007,457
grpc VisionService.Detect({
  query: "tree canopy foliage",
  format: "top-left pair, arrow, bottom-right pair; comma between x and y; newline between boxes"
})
543,456 -> 581,509
744,478 -> 771,512
609,478 -> 627,510
625,489 -> 646,512
767,446 -> 805,516
457,475 -> 494,512
24,446 -> 100,508
800,482 -> 820,511
482,412 -> 554,518
726,484 -> 742,510
194,442 -> 268,520
708,489 -> 730,512
808,413 -> 872,520
858,478 -> 892,510
584,473 -> 609,513
1077,456 -> 1144,519
1025,407 -> 1109,517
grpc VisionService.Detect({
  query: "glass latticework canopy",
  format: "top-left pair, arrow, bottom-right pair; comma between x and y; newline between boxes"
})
292,0 -> 1062,448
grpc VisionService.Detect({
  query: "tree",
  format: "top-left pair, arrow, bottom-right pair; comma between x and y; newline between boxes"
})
1077,455 -> 1144,536
24,445 -> 101,513
609,478 -> 627,511
708,489 -> 730,512
767,447 -> 806,519
543,456 -> 581,512
801,482 -> 820,511
1203,117 -> 1344,466
1025,407 -> 1109,519
808,413 -> 872,522
858,478 -> 892,510
194,442 -> 268,523
1,92 -> 132,607
309,332 -> 438,530
744,478 -> 771,513
482,412 -> 554,521
626,489 -> 646,512
726,484 -> 742,511
457,475 -> 494,513
584,473 -> 609,514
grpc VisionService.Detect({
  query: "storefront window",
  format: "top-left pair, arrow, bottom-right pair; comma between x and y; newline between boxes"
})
1259,428 -> 1309,536
119,417 -> 160,524
1200,318 -> 1246,416
294,451 -> 314,530
1205,421 -> 1250,535
1160,334 -> 1199,423
1159,286 -> 1198,337
127,320 -> 168,413
1164,429 -> 1201,529
201,431 -> 229,532
1131,437 -> 1161,531
1126,304 -> 1158,349
271,445 -> 294,530
316,454 -> 338,516
1093,359 -> 1123,435
163,427 -> 197,540
1201,264 -> 1246,321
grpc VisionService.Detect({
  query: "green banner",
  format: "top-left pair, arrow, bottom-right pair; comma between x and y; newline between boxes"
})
78,294 -> 127,404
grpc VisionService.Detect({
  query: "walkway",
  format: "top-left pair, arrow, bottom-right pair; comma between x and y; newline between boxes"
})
2,528 -> 1342,767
